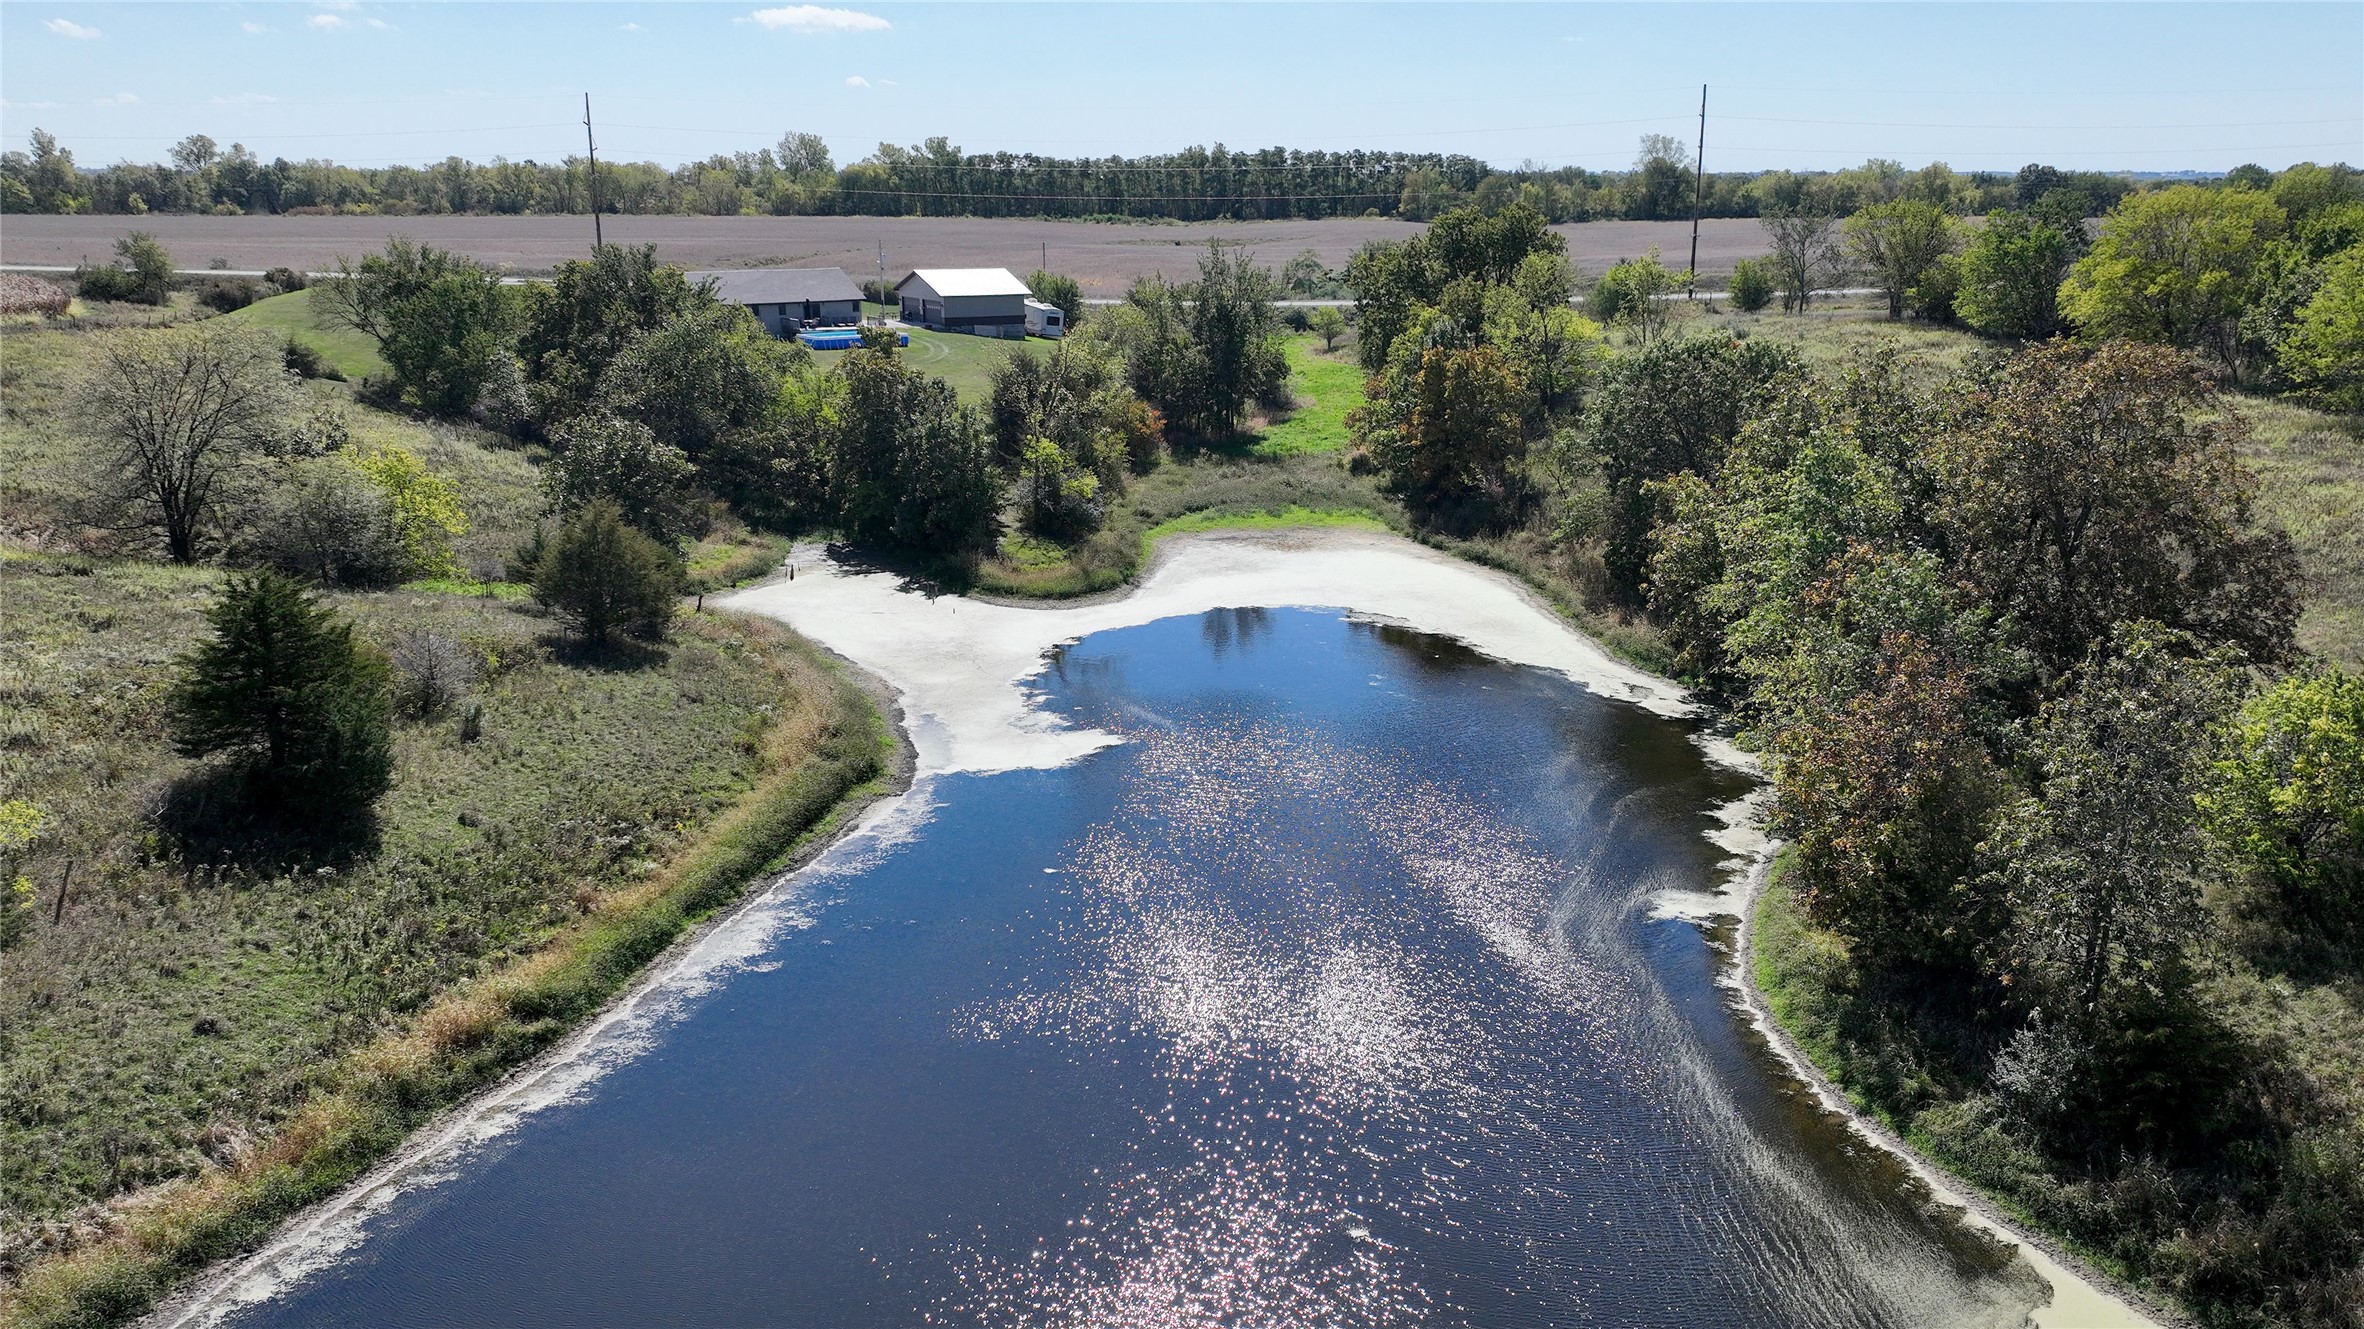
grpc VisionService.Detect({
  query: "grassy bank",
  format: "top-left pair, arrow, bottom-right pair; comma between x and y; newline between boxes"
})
971,446 -> 1403,599
220,288 -> 389,383
0,306 -> 890,1326
0,586 -> 886,1328
1247,335 -> 1362,458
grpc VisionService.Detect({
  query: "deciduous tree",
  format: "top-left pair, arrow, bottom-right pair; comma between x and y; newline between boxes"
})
77,322 -> 298,564
1935,340 -> 2299,678
1845,199 -> 1960,320
1985,624 -> 2234,1019
2203,666 -> 2364,932
315,238 -> 513,416
2058,184 -> 2287,376
542,413 -> 702,547
1954,210 -> 2074,339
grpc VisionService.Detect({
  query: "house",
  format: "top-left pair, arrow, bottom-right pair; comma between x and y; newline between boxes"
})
1024,298 -> 1066,339
686,267 -> 864,336
894,268 -> 1031,336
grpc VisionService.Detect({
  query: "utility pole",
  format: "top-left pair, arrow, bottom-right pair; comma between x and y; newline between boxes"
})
1040,241 -> 1047,273
1687,84 -> 1707,298
583,93 -> 603,252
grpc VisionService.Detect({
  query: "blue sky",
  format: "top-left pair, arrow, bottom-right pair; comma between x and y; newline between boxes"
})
4,3 -> 2359,174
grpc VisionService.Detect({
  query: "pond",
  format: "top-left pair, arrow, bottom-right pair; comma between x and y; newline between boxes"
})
177,592 -> 2072,1328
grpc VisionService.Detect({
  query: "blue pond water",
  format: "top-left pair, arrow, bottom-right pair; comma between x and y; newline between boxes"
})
213,609 -> 2045,1328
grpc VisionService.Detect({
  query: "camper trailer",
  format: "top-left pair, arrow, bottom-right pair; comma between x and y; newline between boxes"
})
1024,298 -> 1066,339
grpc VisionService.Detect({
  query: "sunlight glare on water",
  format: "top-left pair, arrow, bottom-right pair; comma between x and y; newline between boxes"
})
198,610 -> 2047,1329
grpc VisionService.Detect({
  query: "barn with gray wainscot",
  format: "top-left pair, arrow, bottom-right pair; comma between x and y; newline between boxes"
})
687,268 -> 864,336
894,268 -> 1033,337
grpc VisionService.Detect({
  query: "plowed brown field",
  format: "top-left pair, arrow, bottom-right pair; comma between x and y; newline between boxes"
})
1,214 -> 1771,292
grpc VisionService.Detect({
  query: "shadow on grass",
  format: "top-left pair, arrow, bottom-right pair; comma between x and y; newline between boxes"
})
544,632 -> 671,672
155,761 -> 382,874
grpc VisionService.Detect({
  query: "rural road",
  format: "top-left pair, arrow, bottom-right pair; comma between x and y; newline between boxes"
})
1,214 -> 1776,294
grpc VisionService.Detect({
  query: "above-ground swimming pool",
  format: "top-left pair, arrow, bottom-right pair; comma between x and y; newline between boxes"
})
797,327 -> 906,349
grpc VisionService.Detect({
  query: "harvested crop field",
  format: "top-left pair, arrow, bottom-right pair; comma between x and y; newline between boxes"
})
0,215 -> 1774,292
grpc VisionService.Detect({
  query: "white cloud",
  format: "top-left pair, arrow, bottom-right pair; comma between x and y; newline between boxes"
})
750,5 -> 889,34
212,92 -> 276,104
844,74 -> 869,87
878,77 -> 897,86
45,17 -> 102,39
242,20 -> 270,32
94,91 -> 139,106
619,20 -> 641,30
1,99 -> 69,109
306,13 -> 348,29
315,0 -> 360,10
364,17 -> 393,29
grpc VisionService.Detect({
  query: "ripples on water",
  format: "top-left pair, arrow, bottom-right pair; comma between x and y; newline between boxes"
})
207,610 -> 2046,1329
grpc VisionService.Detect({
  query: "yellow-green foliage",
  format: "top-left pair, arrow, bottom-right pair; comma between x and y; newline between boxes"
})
0,799 -> 41,948
346,442 -> 467,579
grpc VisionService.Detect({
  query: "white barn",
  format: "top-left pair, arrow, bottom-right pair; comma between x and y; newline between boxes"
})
687,268 -> 864,336
894,268 -> 1031,336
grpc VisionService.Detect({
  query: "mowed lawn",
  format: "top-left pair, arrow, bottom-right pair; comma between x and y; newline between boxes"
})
222,287 -> 389,382
804,309 -> 1040,404
1249,335 -> 1364,458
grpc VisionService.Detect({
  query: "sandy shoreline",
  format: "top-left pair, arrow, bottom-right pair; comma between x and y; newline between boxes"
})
721,527 -> 1696,777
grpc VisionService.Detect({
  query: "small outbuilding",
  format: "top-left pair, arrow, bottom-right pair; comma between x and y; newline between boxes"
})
894,268 -> 1031,336
686,267 -> 864,336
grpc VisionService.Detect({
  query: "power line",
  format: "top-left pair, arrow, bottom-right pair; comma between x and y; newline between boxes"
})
1721,113 -> 2360,131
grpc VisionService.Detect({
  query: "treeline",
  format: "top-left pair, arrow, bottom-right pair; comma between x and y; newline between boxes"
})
1539,158 -> 2362,410
1338,202 -> 2363,1326
3,125 -> 2166,222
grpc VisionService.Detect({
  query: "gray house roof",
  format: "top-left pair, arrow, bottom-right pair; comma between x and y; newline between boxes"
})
686,267 -> 863,306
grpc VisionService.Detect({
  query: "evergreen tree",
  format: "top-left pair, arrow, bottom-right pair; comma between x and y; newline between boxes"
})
167,571 -> 394,814
532,499 -> 680,644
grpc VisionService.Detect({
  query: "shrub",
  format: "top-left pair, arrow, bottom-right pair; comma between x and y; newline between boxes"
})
0,799 -> 43,951
282,335 -> 335,380
263,266 -> 308,292
245,454 -> 404,588
346,443 -> 467,580
78,231 -> 178,305
198,278 -> 266,314
532,499 -> 680,644
0,272 -> 70,317
389,630 -> 477,717
166,571 -> 395,816
75,263 -> 146,304
1018,437 -> 1103,537
1727,257 -> 1776,312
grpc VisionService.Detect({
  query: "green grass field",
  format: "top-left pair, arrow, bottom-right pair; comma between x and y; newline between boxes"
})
1247,335 -> 1364,458
804,322 -> 1038,404
222,287 -> 390,382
